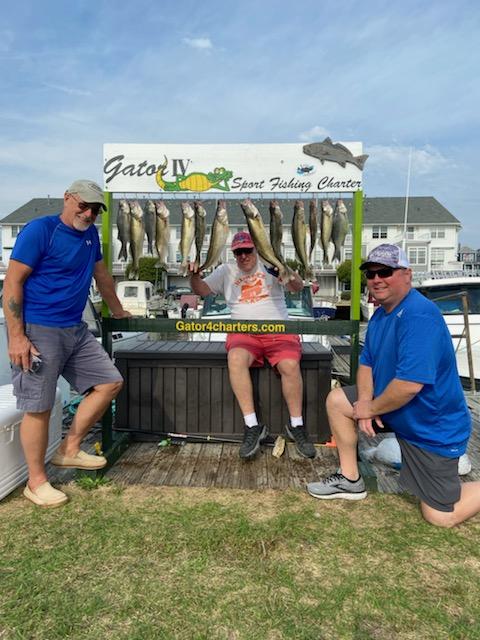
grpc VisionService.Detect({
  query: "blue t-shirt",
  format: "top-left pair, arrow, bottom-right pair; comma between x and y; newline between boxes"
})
11,215 -> 102,327
360,288 -> 471,457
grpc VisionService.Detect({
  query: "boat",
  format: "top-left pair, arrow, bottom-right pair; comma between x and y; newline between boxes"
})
414,271 -> 480,389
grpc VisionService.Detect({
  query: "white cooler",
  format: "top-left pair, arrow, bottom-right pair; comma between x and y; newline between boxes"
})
0,384 -> 63,501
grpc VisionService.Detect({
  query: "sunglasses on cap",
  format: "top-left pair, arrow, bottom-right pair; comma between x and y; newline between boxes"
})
364,267 -> 398,280
71,194 -> 102,216
233,247 -> 254,257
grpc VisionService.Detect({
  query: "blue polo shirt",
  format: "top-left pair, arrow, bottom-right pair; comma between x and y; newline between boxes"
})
360,289 -> 471,457
11,215 -> 102,326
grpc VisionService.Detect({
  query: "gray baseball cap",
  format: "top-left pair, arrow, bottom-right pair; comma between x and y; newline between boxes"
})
66,179 -> 106,210
360,244 -> 410,270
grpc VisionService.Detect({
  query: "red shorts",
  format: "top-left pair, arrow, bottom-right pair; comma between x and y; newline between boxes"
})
226,334 -> 302,367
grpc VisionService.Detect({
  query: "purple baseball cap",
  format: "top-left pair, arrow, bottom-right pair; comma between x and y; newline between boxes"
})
360,244 -> 410,270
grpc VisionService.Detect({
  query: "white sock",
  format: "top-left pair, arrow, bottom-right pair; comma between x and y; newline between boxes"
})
290,416 -> 303,428
244,413 -> 259,428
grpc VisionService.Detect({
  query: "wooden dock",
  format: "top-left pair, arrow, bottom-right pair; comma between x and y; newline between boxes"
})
47,439 -> 340,491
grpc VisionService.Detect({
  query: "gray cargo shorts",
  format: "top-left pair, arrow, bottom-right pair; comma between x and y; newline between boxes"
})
11,322 -> 123,412
341,384 -> 461,512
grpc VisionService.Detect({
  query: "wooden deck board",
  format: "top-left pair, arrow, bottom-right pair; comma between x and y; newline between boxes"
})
188,443 -> 223,487
100,418 -> 479,494
106,442 -> 158,484
139,445 -> 180,486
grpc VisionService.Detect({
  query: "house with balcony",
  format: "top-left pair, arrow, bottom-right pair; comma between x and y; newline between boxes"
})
0,196 -> 464,298
458,246 -> 480,272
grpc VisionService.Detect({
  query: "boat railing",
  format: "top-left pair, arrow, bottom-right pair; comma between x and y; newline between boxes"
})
426,290 -> 476,392
412,269 -> 480,285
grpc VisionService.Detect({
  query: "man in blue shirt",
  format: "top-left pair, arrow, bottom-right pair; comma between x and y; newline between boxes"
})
307,244 -> 480,528
3,179 -> 131,507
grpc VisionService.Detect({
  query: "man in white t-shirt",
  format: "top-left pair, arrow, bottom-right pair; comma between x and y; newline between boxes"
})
190,231 -> 316,460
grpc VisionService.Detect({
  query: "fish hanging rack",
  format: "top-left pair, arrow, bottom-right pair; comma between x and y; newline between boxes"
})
99,189 -> 364,465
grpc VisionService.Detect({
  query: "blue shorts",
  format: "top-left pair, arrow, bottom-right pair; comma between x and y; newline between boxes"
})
12,322 -> 123,412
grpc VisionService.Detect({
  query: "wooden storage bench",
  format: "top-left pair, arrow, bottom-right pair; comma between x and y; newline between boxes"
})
114,340 -> 332,442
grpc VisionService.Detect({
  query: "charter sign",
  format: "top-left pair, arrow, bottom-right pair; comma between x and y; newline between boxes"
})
103,140 -> 367,194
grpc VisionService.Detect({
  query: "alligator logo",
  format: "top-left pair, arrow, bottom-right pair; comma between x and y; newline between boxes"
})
155,156 -> 233,192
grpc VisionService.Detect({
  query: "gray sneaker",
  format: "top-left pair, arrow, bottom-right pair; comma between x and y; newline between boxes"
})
307,472 -> 367,500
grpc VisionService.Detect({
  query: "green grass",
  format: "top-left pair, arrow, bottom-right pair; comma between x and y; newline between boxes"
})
1,484 -> 480,639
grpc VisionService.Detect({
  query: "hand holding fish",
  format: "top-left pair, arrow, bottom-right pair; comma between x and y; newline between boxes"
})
188,261 -> 201,275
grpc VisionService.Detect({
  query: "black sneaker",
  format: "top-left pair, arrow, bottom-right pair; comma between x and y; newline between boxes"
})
285,424 -> 316,458
239,424 -> 268,459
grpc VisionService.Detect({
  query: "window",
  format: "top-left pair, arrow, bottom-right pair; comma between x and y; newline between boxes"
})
430,227 -> 445,239
344,249 -> 352,261
372,226 -> 387,239
11,225 -> 21,238
175,227 -> 182,239
407,226 -> 415,240
408,247 -> 427,265
124,286 -> 139,298
431,248 -> 445,268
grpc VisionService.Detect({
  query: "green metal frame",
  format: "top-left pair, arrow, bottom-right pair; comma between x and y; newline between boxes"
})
99,189 -> 364,461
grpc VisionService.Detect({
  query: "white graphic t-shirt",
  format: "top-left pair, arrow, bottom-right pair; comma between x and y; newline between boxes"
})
204,261 -> 289,320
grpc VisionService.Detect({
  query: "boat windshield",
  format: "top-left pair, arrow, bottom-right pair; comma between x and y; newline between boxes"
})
417,283 -> 480,315
284,288 -> 314,317
202,294 -> 230,317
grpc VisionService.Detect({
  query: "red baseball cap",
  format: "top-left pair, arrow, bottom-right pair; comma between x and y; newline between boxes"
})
231,231 -> 255,251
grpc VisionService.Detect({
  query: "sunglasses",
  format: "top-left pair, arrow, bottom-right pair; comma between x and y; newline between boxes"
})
233,247 -> 254,256
71,194 -> 102,216
364,267 -> 397,280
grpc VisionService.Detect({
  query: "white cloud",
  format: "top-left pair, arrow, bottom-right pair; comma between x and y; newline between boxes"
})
182,37 -> 213,50
366,144 -> 449,176
298,126 -> 330,142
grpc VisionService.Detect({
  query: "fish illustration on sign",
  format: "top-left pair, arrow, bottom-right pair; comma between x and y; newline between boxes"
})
303,138 -> 368,170
296,164 -> 314,175
155,157 -> 233,192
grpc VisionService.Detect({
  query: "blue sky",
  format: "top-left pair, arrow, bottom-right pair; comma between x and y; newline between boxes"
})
1,0 -> 479,246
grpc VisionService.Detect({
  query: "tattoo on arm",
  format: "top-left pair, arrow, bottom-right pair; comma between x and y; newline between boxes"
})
8,297 -> 22,319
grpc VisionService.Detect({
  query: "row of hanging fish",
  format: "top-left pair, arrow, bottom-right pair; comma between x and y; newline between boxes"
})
249,197 -> 350,282
117,199 -> 170,279
116,198 -> 349,280
117,198 -> 230,279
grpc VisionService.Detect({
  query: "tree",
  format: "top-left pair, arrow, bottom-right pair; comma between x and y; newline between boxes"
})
125,257 -> 166,289
336,259 -> 366,288
285,258 -> 305,279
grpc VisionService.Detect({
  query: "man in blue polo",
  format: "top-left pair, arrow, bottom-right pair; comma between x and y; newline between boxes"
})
3,179 -> 131,507
307,244 -> 480,527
